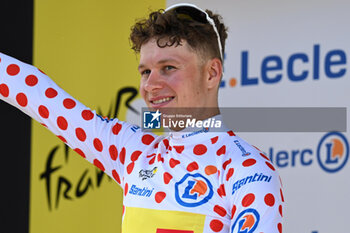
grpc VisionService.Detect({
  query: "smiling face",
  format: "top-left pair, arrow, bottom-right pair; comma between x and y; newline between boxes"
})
138,39 -> 222,119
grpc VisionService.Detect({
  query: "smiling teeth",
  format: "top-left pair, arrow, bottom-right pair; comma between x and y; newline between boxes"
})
152,97 -> 173,104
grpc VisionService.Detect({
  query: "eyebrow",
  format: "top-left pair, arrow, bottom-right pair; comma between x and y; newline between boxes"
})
138,58 -> 180,70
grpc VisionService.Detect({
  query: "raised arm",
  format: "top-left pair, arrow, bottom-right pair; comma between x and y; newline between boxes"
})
0,52 -> 139,186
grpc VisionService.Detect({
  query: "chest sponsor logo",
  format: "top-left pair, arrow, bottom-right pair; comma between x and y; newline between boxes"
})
129,184 -> 154,197
175,173 -> 213,207
139,167 -> 157,180
231,209 -> 260,233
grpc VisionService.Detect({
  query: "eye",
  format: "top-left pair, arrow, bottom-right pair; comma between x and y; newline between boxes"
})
141,69 -> 151,76
165,66 -> 175,70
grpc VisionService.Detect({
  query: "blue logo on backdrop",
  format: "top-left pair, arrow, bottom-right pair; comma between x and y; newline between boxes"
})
143,110 -> 161,129
220,44 -> 347,88
268,132 -> 349,173
175,173 -> 213,207
231,208 -> 260,233
317,132 -> 349,173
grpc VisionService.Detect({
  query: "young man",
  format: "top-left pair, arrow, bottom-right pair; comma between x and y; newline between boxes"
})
0,3 -> 283,233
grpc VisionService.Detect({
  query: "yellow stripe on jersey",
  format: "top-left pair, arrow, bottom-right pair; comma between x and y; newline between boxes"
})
123,207 -> 206,233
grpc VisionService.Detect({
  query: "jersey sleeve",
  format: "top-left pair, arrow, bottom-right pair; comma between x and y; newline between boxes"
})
224,145 -> 284,233
0,52 -> 138,187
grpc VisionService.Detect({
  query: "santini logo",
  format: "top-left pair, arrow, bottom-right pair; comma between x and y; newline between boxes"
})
129,185 -> 154,197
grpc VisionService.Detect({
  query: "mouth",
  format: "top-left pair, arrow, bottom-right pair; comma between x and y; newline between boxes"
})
149,96 -> 175,107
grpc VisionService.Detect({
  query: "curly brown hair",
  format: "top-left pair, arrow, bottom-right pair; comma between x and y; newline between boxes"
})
130,8 -> 228,62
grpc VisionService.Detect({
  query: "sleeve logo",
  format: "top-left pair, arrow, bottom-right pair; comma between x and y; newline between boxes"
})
231,209 -> 260,233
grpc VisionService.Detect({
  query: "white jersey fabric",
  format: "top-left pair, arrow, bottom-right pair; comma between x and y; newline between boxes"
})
0,52 -> 284,233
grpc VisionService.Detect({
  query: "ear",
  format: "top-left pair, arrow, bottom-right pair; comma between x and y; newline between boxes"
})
206,58 -> 223,89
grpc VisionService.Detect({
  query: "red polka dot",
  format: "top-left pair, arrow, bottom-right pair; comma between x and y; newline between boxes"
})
82,110 -> 94,120
93,159 -> 105,171
163,139 -> 169,149
57,116 -> 68,130
74,148 -> 85,158
112,123 -> 122,135
57,135 -> 66,143
280,189 -> 285,202
193,144 -> 207,155
127,162 -> 135,174
279,205 -> 283,217
142,134 -> 155,145
149,156 -> 156,165
155,192 -> 166,203
242,159 -> 256,167
216,145 -> 226,156
266,161 -> 276,171
0,84 -> 9,97
36,67 -> 46,74
214,205 -> 227,217
109,145 -> 118,160
25,75 -> 38,86
131,150 -> 142,161
231,205 -> 237,219
217,184 -> 226,198
93,138 -> 103,152
223,158 -> 232,170
260,152 -> 270,161
264,193 -> 275,207
112,170 -> 121,184
16,93 -> 28,107
157,153 -> 164,163
119,147 -> 126,164
75,128 -> 86,141
173,145 -> 184,154
242,193 -> 255,207
163,172 -> 173,184
205,165 -> 218,175
124,183 -> 128,196
211,136 -> 218,144
38,105 -> 49,118
45,88 -> 58,98
186,161 -> 199,172
226,168 -> 234,181
227,130 -> 235,136
7,64 -> 20,76
277,223 -> 282,233
63,98 -> 76,109
210,219 -> 223,232
169,158 -> 180,168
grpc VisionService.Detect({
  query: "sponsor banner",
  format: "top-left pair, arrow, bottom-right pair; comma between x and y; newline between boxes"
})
165,0 -> 349,232
31,1 -> 164,233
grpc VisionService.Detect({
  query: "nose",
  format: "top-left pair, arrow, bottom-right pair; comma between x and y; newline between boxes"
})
143,70 -> 163,92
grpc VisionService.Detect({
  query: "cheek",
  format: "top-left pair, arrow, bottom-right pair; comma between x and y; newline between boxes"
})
139,81 -> 146,100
